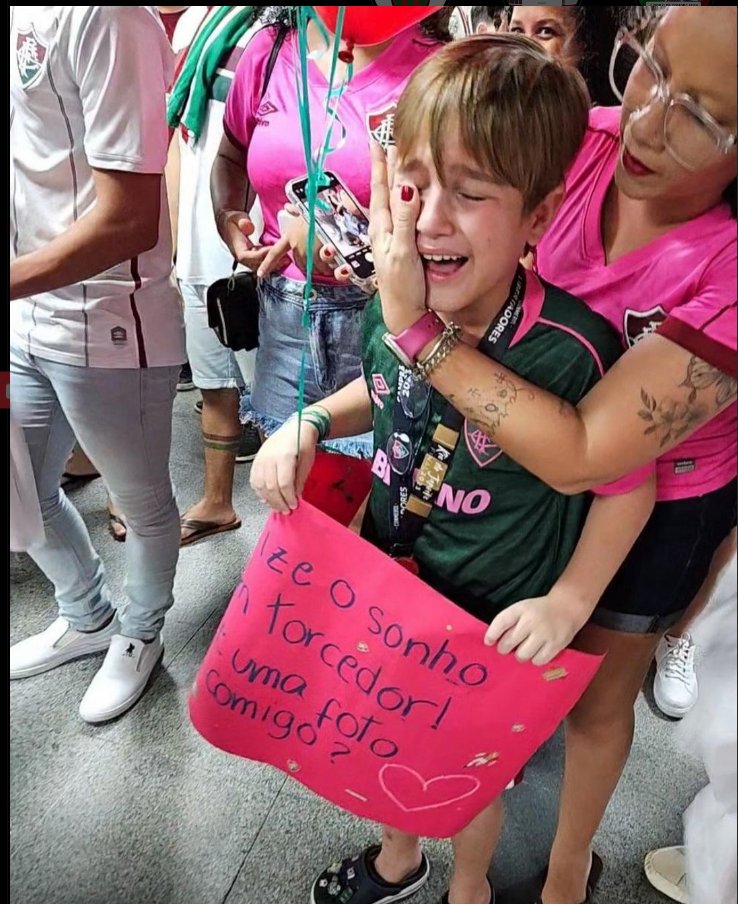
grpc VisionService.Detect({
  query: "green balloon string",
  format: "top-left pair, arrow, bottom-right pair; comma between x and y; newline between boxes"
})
293,6 -> 351,452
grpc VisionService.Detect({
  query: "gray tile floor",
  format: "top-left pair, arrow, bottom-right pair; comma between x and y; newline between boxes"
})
10,392 -> 705,904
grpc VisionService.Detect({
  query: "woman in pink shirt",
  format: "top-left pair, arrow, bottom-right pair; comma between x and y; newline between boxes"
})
371,7 -> 736,902
211,9 -> 450,457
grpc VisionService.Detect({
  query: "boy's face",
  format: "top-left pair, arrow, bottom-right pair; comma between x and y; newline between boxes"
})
395,136 -> 535,325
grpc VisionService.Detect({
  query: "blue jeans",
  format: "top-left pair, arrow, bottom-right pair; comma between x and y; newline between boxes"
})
10,340 -> 180,639
242,273 -> 373,458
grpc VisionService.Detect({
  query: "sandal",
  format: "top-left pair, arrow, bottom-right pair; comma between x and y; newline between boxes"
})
440,879 -> 494,904
180,515 -> 241,547
311,844 -> 430,904
108,510 -> 127,543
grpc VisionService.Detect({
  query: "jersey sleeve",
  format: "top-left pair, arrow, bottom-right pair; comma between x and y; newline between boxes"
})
657,241 -> 737,379
69,7 -> 173,173
223,26 -> 277,153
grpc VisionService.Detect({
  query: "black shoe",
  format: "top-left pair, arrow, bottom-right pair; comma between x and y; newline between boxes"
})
177,363 -> 195,392
311,845 -> 429,904
498,853 -> 602,904
194,398 -> 203,415
236,423 -> 261,463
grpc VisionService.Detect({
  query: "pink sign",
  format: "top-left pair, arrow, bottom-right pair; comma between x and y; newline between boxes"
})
189,502 -> 601,837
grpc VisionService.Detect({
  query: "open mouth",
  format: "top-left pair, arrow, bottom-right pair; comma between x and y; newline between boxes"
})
420,253 -> 469,280
621,147 -> 655,178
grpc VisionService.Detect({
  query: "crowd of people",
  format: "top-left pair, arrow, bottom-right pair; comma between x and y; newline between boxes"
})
9,6 -> 736,904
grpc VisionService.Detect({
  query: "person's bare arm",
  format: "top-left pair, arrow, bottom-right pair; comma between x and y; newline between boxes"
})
368,144 -> 736,494
429,335 -> 736,493
10,168 -> 162,301
250,377 -> 373,514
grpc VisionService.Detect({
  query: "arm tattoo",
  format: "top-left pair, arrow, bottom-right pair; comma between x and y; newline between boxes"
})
461,374 -> 533,437
680,356 -> 737,408
639,356 -> 736,448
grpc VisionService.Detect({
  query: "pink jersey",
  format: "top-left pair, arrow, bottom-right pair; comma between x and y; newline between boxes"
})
538,107 -> 737,502
225,24 -> 440,283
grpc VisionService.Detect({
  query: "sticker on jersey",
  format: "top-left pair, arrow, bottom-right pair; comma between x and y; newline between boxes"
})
367,103 -> 397,150
464,421 -> 503,469
623,305 -> 667,348
111,326 -> 128,346
674,459 -> 696,475
17,27 -> 47,89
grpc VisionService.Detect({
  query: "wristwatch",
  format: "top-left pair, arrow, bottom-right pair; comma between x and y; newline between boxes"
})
382,311 -> 445,368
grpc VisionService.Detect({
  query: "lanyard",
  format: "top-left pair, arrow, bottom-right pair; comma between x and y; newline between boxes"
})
388,267 -> 527,559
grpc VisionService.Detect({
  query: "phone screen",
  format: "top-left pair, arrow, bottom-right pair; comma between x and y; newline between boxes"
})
286,172 -> 374,283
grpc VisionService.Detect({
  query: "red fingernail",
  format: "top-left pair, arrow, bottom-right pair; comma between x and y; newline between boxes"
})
401,185 -> 414,202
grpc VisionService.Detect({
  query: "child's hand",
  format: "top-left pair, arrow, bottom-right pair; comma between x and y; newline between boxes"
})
250,417 -> 319,514
484,593 -> 592,666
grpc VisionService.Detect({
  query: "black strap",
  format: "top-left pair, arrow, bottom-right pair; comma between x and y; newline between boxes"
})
262,24 -> 288,100
242,24 -> 288,216
388,267 -> 527,557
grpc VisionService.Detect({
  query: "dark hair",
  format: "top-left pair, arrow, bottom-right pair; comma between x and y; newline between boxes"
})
503,5 -> 641,106
263,7 -> 452,43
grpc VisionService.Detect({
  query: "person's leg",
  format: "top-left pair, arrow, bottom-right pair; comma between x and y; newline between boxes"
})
541,625 -> 659,904
447,799 -> 501,904
10,342 -> 115,633
46,359 -> 181,640
180,282 -> 245,541
540,485 -> 737,904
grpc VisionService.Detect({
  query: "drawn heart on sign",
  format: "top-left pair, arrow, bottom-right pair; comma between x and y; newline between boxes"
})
379,764 -> 481,813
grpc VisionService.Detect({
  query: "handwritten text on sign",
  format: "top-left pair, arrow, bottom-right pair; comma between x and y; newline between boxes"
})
189,502 -> 601,837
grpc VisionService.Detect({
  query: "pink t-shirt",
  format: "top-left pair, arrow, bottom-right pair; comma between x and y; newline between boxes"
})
224,24 -> 440,283
538,107 -> 737,502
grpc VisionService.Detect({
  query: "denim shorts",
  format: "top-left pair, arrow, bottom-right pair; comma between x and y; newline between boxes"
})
594,478 -> 737,634
242,273 -> 373,458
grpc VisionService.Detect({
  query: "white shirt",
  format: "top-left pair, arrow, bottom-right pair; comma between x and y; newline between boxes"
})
172,6 -> 264,286
10,6 -> 185,368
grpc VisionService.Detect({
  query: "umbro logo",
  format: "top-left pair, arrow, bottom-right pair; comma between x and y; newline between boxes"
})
257,100 -> 277,117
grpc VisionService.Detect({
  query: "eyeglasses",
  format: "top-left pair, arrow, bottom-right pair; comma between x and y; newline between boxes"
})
386,371 -> 431,476
609,27 -> 737,171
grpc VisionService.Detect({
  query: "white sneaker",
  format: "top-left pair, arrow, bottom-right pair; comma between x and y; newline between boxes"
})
644,846 -> 688,903
10,615 -> 119,679
654,633 -> 698,718
78,634 -> 164,724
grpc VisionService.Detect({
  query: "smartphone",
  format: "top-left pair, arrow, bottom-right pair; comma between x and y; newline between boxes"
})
285,171 -> 374,291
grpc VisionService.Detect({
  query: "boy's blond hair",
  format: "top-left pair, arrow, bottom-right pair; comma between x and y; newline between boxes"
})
395,34 -> 590,213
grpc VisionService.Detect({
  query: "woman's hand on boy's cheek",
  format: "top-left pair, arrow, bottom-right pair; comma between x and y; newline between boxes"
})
368,142 -> 427,334
484,594 -> 591,667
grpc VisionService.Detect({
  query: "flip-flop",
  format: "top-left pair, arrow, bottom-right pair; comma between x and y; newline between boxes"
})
180,516 -> 242,547
108,511 -> 127,543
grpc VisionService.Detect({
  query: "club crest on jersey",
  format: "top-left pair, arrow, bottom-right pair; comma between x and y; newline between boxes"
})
367,103 -> 397,150
16,27 -> 47,89
110,326 -> 128,346
464,421 -> 502,468
623,305 -> 667,348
